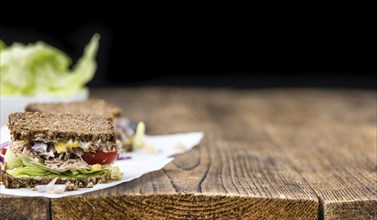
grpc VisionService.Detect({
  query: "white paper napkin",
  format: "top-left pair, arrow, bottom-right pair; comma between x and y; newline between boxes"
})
0,126 -> 204,198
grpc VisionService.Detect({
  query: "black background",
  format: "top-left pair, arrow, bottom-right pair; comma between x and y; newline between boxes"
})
1,16 -> 375,89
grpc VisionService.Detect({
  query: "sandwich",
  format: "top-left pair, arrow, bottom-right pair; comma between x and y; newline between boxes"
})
25,99 -> 144,152
1,112 -> 122,190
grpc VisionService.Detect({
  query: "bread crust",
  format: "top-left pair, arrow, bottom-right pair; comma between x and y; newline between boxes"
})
1,169 -> 111,190
25,99 -> 122,119
8,112 -> 116,143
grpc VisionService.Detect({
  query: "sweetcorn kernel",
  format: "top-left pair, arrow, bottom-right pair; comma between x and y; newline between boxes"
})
92,164 -> 102,171
56,141 -> 67,153
67,140 -> 79,148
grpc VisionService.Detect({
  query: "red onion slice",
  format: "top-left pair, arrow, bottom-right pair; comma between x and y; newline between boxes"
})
117,155 -> 132,160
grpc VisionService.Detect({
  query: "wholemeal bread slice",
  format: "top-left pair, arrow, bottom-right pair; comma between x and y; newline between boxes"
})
1,169 -> 111,190
25,99 -> 122,119
25,99 -> 137,153
2,112 -> 122,190
8,112 -> 115,143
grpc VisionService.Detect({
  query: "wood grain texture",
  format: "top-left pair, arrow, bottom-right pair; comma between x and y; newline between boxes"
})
0,194 -> 50,219
257,91 -> 377,220
52,194 -> 316,220
1,88 -> 375,219
51,88 -> 319,220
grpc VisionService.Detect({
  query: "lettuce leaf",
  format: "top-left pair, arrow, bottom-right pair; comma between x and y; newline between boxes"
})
4,150 -> 110,178
7,165 -> 109,178
0,34 -> 99,96
4,148 -> 23,170
0,40 -> 6,52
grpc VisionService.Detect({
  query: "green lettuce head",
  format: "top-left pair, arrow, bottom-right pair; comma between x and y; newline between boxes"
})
0,34 -> 100,96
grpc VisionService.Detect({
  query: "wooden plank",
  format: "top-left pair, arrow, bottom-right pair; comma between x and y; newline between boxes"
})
236,89 -> 377,219
51,88 -> 319,220
0,194 -> 50,219
3,88 -> 374,219
52,194 -> 316,219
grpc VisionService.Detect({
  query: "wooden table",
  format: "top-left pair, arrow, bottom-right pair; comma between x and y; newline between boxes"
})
1,88 -> 376,219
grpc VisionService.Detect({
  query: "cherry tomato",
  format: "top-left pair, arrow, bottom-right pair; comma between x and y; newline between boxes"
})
82,151 -> 118,165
